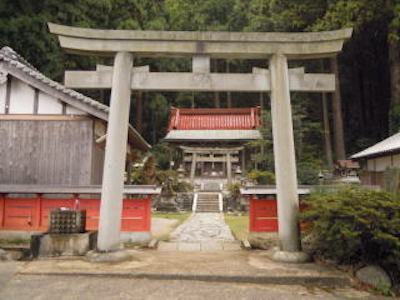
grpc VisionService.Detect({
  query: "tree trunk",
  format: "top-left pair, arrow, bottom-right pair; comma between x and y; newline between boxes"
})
331,56 -> 346,160
135,90 -> 143,134
322,93 -> 334,169
388,21 -> 400,132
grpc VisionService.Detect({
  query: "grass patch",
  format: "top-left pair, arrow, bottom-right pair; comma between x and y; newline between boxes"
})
152,212 -> 191,224
152,212 -> 192,241
224,214 -> 249,241
0,238 -> 30,246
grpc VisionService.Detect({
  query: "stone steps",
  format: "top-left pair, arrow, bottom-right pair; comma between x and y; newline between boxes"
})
196,193 -> 220,213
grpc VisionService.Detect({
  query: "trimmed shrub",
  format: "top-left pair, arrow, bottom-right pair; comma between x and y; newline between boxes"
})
300,186 -> 400,269
246,169 -> 275,185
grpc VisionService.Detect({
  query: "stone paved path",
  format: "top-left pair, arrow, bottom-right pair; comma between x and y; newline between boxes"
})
170,213 -> 235,242
158,213 -> 239,251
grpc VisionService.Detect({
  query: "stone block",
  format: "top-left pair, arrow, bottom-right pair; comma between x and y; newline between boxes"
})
157,242 -> 178,251
30,231 -> 97,257
178,242 -> 201,251
248,232 -> 279,250
223,242 -> 242,251
356,265 -> 392,289
200,241 -> 223,251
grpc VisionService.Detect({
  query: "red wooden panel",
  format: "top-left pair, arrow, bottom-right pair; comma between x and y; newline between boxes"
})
39,198 -> 75,231
249,196 -> 310,233
121,198 -> 151,232
250,198 -> 278,232
3,197 -> 39,230
0,195 -> 152,233
0,194 -> 4,228
77,198 -> 100,231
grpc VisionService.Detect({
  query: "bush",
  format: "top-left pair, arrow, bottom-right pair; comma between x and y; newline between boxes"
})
300,186 -> 400,269
246,169 -> 275,184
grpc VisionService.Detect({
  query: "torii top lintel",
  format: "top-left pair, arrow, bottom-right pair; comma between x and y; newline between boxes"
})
48,23 -> 352,59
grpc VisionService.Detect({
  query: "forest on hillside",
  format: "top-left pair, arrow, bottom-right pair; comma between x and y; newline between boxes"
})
1,0 -> 400,182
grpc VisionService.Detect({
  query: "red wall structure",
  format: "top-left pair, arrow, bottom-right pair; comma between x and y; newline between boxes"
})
248,195 -> 308,233
0,194 -> 151,232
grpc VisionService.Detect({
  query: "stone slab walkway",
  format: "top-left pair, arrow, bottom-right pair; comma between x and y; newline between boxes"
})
160,213 -> 239,251
170,213 -> 235,242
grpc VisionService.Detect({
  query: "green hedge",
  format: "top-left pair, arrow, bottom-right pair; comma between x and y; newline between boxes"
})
300,187 -> 400,269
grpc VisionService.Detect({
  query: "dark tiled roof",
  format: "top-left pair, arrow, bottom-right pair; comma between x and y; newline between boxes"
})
0,46 -> 109,113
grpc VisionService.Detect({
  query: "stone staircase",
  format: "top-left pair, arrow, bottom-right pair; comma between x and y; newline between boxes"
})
195,193 -> 221,213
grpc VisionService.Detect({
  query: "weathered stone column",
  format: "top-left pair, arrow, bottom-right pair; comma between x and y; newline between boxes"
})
227,153 -> 232,186
190,153 -> 197,184
269,54 -> 300,252
97,52 -> 133,252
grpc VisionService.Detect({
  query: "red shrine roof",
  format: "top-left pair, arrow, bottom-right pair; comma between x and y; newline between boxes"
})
167,107 -> 261,131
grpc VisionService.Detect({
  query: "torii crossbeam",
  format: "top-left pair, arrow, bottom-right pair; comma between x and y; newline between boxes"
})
49,23 -> 352,259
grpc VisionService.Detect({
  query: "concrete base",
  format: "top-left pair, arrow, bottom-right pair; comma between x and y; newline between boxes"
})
31,231 -> 97,258
0,231 -> 42,240
120,232 -> 151,243
86,249 -> 134,263
270,248 -> 312,264
248,232 -> 279,250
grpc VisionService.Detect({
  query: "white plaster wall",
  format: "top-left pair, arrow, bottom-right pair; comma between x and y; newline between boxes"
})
367,159 -> 375,171
9,78 -> 35,113
374,156 -> 391,172
37,91 -> 62,114
392,153 -> 400,167
0,81 -> 6,114
66,105 -> 87,115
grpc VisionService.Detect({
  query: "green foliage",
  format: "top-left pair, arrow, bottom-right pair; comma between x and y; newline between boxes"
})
301,187 -> 400,269
383,167 -> 400,196
389,104 -> 400,135
227,183 -> 242,199
151,143 -> 176,170
246,169 -> 275,185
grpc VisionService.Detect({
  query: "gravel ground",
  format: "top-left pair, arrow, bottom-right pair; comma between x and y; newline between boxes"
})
0,274 -> 380,300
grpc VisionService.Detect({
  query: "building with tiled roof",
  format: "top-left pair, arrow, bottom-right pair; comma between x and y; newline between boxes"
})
351,132 -> 400,186
164,107 -> 262,185
0,47 -> 150,185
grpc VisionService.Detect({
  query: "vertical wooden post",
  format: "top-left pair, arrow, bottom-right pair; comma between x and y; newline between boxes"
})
322,93 -> 334,169
331,56 -> 346,160
241,149 -> 246,174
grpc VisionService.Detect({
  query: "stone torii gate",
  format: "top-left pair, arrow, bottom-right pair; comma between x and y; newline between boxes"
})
49,23 -> 352,258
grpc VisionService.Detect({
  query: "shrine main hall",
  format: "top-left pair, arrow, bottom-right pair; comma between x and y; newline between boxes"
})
164,106 -> 262,185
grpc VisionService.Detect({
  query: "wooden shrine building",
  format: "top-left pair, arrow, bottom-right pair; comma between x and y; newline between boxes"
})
0,47 -> 150,185
164,107 -> 262,185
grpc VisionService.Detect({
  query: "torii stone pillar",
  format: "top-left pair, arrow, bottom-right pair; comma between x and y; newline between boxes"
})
97,52 -> 133,251
270,54 -> 300,252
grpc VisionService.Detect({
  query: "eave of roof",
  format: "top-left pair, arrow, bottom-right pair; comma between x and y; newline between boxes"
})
351,132 -> 400,160
164,129 -> 262,142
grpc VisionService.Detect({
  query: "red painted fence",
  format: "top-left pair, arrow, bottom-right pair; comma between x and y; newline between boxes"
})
0,193 -> 151,232
249,196 -> 308,233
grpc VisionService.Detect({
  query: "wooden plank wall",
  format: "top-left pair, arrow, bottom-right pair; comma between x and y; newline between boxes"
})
91,144 -> 105,184
0,120 -> 93,185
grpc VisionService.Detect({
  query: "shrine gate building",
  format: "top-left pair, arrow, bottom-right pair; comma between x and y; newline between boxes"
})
164,107 -> 262,186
